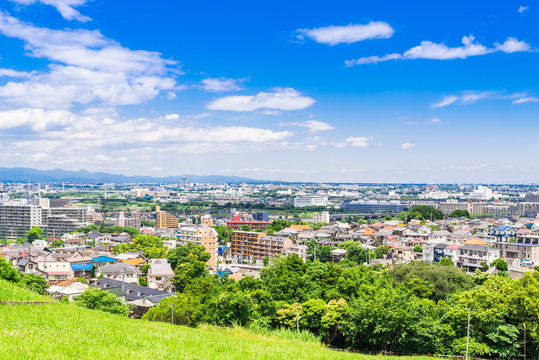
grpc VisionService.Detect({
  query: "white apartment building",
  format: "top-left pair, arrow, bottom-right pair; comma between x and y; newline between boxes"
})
313,211 -> 330,224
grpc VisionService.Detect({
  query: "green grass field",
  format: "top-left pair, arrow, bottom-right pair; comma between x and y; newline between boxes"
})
0,279 -> 52,302
0,281 -> 436,360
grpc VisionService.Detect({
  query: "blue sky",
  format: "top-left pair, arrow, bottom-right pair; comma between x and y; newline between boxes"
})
0,0 -> 537,183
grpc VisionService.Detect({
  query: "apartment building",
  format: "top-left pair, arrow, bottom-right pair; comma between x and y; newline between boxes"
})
0,202 -> 42,239
313,211 -> 330,224
230,231 -> 292,260
293,196 -> 328,208
494,233 -> 539,265
156,206 -> 178,229
177,226 -> 218,269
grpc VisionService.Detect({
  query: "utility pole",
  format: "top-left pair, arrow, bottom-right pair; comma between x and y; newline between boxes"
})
523,322 -> 526,360
295,303 -> 301,333
465,308 -> 471,360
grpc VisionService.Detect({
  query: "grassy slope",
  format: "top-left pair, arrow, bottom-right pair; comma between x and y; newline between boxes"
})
0,279 -> 52,301
0,282 -> 435,360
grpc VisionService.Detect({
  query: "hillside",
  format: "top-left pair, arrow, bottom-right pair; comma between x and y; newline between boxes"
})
0,281 -> 435,360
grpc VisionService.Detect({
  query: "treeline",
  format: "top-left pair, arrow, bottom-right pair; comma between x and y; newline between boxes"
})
142,245 -> 539,359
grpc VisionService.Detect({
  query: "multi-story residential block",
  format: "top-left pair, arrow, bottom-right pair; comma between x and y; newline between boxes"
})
177,226 -> 218,269
156,206 -> 178,229
230,231 -> 292,260
0,202 -> 42,240
313,211 -> 330,224
494,233 -> 539,265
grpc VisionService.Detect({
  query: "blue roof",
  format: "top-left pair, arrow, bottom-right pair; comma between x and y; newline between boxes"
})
92,256 -> 118,263
494,225 -> 513,231
71,263 -> 94,271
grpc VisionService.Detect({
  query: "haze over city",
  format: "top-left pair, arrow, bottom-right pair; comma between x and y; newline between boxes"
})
0,0 -> 537,182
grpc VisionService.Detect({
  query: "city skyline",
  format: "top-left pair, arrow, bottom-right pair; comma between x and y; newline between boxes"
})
0,0 -> 537,183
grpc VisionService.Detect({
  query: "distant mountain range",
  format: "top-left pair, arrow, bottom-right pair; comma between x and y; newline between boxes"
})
0,167 -> 271,184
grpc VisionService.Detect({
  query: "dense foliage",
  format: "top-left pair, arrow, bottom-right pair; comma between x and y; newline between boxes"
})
143,249 -> 539,358
76,288 -> 128,316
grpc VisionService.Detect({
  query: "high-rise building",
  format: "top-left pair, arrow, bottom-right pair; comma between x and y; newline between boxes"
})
0,202 -> 42,240
156,206 -> 178,229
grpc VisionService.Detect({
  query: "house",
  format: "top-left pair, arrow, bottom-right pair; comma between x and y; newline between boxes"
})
101,262 -> 140,284
46,281 -> 88,301
147,259 -> 175,292
457,238 -> 500,272
489,225 -> 516,241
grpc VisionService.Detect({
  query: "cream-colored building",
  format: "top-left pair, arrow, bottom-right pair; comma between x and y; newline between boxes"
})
177,226 -> 218,269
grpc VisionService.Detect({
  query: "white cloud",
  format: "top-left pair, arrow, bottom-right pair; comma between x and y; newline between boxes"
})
29,152 -> 48,161
426,118 -> 441,124
207,88 -> 315,112
200,77 -> 245,92
296,21 -> 394,45
166,91 -> 177,100
0,13 -> 178,108
432,95 -> 458,108
513,96 -> 539,104
494,37 -> 531,53
0,68 -> 33,78
346,34 -> 531,66
346,136 -> 372,148
401,142 -> 416,150
164,114 -> 180,120
9,0 -> 92,22
280,120 -> 334,132
518,5 -> 528,13
432,91 -> 492,108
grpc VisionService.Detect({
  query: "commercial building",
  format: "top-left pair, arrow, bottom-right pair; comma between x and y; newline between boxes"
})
293,196 -> 328,208
342,200 -> 406,213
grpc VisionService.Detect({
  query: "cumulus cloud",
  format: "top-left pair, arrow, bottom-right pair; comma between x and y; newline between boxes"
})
296,21 -> 394,45
518,5 -> 528,13
346,136 -> 372,148
280,120 -> 334,132
494,37 -> 531,53
200,77 -> 245,92
207,88 -> 315,112
164,113 -> 180,120
9,0 -> 92,22
346,34 -> 532,66
0,108 -> 296,170
0,13 -> 179,108
401,142 -> 416,150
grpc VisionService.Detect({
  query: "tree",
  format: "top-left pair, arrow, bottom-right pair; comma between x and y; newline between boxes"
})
26,226 -> 43,242
20,274 -> 48,294
316,246 -> 333,263
143,294 -> 199,326
167,242 -> 210,271
413,244 -> 423,253
492,258 -> 508,272
0,257 -> 19,282
50,239 -> 64,248
237,224 -> 252,231
439,257 -> 453,266
213,225 -> 232,244
117,235 -> 166,258
448,209 -> 471,218
76,288 -> 128,316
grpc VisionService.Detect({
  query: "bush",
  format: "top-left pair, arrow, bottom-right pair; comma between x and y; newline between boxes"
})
0,257 -> 19,282
76,288 -> 128,316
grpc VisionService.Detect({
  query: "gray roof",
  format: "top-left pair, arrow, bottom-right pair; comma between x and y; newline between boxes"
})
102,262 -> 139,274
95,278 -> 172,301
